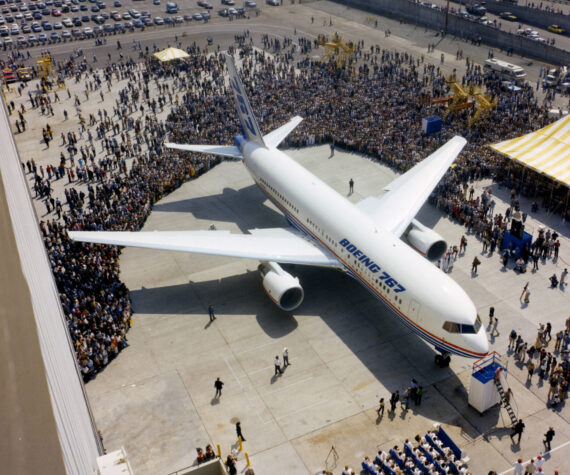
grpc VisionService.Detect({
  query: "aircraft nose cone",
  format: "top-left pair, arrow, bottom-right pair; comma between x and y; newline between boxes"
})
475,330 -> 489,357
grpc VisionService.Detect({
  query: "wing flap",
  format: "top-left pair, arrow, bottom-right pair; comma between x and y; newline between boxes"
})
357,136 -> 467,236
68,228 -> 339,267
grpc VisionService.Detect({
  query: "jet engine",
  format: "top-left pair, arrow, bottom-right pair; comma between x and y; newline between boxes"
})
258,262 -> 304,311
405,219 -> 447,261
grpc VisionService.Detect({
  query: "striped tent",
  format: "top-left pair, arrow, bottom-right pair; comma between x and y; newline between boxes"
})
490,114 -> 570,187
153,47 -> 189,62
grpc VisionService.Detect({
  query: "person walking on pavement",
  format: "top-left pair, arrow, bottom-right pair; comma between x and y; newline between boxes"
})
274,355 -> 283,375
349,178 -> 354,194
490,317 -> 499,337
471,256 -> 481,274
214,377 -> 224,398
523,459 -> 535,475
377,398 -> 385,417
543,426 -> 555,451
390,391 -> 399,412
510,419 -> 525,444
208,304 -> 216,322
283,347 -> 290,367
513,458 -> 523,475
236,421 -> 246,442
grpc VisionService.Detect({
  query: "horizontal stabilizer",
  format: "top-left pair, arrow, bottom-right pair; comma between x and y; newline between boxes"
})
68,228 -> 340,267
263,116 -> 303,149
165,143 -> 243,159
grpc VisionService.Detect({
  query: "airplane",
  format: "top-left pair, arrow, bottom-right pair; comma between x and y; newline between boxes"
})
69,54 -> 488,367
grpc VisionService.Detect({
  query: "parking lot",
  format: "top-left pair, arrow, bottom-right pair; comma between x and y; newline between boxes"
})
0,0 -> 263,48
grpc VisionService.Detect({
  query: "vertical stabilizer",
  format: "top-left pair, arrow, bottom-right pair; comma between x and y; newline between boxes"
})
225,54 -> 266,147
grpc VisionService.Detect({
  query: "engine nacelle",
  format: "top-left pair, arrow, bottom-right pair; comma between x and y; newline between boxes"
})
405,219 -> 447,261
258,262 -> 304,311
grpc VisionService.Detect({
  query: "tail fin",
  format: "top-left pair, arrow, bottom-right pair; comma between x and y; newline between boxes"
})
225,54 -> 266,148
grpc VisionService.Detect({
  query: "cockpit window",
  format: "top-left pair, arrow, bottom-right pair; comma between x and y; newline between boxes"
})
443,321 -> 460,333
443,315 -> 482,334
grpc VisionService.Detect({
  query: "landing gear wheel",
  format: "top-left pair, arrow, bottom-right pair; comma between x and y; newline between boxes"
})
435,353 -> 451,367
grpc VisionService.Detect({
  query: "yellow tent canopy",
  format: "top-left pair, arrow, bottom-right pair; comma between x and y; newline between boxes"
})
490,114 -> 570,187
153,47 -> 189,62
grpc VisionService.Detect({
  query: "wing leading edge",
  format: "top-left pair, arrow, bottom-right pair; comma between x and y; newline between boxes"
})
356,136 -> 467,236
68,228 -> 340,267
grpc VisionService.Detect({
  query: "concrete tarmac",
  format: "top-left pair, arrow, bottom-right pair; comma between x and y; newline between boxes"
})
86,145 -> 569,474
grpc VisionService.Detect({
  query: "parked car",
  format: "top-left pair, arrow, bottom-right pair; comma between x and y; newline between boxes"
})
547,24 -> 565,34
49,30 -> 59,39
191,12 -> 201,20
244,1 -> 256,7
2,67 -> 16,82
499,11 -> 517,21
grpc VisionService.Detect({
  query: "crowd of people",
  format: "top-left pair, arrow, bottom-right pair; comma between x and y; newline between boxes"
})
510,318 -> 570,408
11,32 -> 568,382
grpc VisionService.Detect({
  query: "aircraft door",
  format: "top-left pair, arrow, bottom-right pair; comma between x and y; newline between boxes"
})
408,299 -> 422,324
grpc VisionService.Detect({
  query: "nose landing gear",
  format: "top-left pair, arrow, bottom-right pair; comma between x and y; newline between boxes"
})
435,352 -> 451,368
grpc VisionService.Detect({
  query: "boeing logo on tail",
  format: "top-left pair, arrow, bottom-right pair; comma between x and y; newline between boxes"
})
226,57 -> 265,147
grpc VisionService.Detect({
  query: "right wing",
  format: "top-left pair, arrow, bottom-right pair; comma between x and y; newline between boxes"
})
68,228 -> 340,267
356,136 -> 467,236
165,143 -> 243,159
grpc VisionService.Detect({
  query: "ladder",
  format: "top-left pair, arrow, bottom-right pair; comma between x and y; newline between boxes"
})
494,379 -> 517,425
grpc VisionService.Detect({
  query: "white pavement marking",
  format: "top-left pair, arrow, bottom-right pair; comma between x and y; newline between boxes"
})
275,399 -> 328,421
498,440 -> 570,474
265,376 -> 312,395
224,355 -> 273,425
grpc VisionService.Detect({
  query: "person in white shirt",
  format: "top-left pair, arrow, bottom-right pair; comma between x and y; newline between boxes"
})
513,458 -> 523,475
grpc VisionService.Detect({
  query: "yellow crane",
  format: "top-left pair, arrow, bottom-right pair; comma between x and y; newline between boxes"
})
36,53 -> 66,91
317,33 -> 356,68
442,75 -> 496,127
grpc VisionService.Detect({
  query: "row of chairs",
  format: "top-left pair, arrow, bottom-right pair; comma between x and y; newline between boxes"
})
361,426 -> 466,475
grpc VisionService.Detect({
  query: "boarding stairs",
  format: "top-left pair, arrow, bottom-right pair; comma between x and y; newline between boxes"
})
494,378 -> 518,425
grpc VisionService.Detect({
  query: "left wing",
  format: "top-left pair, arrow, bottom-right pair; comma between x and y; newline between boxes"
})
68,228 -> 340,267
356,136 -> 467,236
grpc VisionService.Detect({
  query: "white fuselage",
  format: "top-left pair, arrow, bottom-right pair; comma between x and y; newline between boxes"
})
241,142 -> 488,358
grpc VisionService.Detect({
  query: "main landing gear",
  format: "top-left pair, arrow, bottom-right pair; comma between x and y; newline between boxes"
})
435,352 -> 451,368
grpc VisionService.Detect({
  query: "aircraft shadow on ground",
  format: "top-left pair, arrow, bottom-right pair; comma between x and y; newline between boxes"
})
152,185 -> 287,232
129,264 -> 494,436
